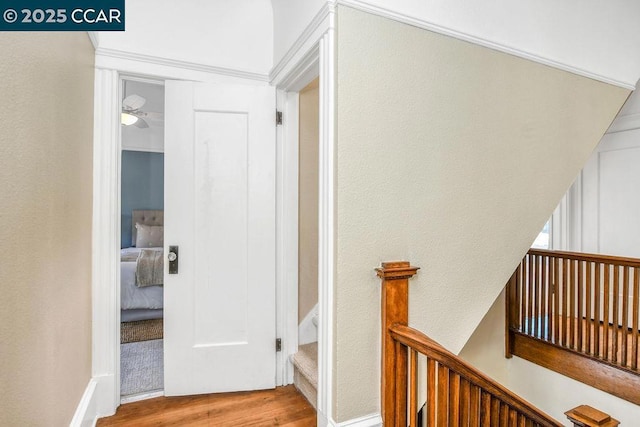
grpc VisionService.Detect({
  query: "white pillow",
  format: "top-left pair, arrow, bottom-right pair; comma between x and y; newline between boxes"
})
135,223 -> 164,248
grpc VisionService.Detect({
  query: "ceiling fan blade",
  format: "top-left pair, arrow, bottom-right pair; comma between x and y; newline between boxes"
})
134,117 -> 149,128
123,94 -> 146,110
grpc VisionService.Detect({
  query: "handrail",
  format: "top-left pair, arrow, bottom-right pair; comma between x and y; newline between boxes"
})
377,261 -> 562,427
390,323 -> 562,426
528,248 -> 640,268
506,248 -> 640,405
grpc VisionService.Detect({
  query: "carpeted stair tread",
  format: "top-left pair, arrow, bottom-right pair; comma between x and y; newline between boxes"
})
292,342 -> 318,388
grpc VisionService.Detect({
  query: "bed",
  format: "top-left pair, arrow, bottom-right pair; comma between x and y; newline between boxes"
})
121,209 -> 164,322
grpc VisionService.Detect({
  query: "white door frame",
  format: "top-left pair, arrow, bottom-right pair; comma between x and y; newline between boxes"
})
92,5 -> 335,420
271,4 -> 336,424
91,69 -> 288,416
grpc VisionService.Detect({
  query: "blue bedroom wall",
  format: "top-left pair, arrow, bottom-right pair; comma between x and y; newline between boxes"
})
121,150 -> 164,248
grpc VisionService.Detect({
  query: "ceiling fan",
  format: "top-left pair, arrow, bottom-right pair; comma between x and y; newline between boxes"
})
121,83 -> 163,128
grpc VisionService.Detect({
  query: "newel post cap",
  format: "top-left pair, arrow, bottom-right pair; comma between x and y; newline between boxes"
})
375,261 -> 420,280
565,405 -> 619,427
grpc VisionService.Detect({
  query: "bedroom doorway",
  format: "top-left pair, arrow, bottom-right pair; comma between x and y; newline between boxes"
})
119,77 -> 166,403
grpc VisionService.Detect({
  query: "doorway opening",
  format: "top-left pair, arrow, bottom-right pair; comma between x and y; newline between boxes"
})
292,77 -> 320,408
119,77 -> 166,403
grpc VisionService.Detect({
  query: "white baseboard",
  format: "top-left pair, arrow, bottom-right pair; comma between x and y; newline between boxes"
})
328,413 -> 382,427
69,378 -> 99,427
120,390 -> 164,404
299,303 -> 319,345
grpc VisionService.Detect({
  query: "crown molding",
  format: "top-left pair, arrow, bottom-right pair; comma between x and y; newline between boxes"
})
95,47 -> 270,82
87,31 -> 98,50
269,2 -> 334,85
337,0 -> 636,91
606,112 -> 640,134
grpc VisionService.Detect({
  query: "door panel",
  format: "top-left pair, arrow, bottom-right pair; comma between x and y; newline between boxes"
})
164,81 -> 276,396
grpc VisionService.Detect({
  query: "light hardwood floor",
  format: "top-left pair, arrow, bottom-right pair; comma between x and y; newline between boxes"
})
97,385 -> 316,426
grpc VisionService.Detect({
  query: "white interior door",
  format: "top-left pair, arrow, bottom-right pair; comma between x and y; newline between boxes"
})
164,81 -> 276,396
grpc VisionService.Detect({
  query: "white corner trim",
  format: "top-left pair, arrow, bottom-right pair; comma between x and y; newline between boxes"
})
92,68 -> 121,417
299,303 -> 319,345
317,13 -> 336,425
95,47 -> 270,82
606,112 -> 640,134
276,87 -> 301,387
270,2 -> 333,85
336,0 -> 636,90
87,32 -> 98,50
331,413 -> 383,427
69,379 -> 99,427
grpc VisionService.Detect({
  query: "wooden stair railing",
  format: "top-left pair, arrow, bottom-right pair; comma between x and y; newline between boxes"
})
506,249 -> 640,405
378,261 -> 562,427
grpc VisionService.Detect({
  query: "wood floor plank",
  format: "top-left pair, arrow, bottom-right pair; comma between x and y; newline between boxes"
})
97,385 -> 316,426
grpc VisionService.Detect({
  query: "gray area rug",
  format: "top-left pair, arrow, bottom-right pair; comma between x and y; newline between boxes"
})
121,339 -> 164,396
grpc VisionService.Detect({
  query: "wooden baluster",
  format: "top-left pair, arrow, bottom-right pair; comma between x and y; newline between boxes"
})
541,256 -> 548,340
506,269 -> 515,358
546,256 -> 553,341
577,260 -> 584,352
594,263 -> 601,358
500,404 -> 509,427
480,392 -> 491,427
554,257 -> 560,344
612,265 -> 619,364
437,364 -> 448,427
518,414 -> 527,427
491,398 -> 500,427
449,373 -> 460,427
569,259 -> 576,349
460,378 -> 470,426
537,255 -> 544,338
528,254 -> 534,336
633,268 -> 639,370
586,261 -> 592,355
395,341 -> 407,427
518,260 -> 524,331
562,259 -> 569,347
603,264 -> 610,360
529,255 -> 538,337
376,261 -> 419,427
509,409 -> 518,427
427,359 -> 436,427
622,266 -> 629,367
469,385 -> 480,427
409,350 -> 417,427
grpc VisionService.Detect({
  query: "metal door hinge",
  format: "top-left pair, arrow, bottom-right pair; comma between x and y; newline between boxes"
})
276,111 -> 283,125
276,338 -> 282,352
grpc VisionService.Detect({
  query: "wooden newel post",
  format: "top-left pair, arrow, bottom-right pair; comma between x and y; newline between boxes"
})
376,261 -> 420,427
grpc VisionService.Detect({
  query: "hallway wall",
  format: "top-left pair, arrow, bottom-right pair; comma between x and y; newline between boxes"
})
0,33 -> 95,426
333,6 -> 629,422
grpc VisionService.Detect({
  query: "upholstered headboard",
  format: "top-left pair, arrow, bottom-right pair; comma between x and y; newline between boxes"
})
131,210 -> 164,246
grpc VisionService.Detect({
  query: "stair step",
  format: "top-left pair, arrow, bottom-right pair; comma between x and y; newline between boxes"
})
292,342 -> 318,387
292,342 -> 317,409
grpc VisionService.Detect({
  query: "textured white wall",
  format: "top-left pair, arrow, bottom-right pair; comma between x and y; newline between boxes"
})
357,0 -> 640,88
0,33 -> 94,425
460,291 -> 640,424
271,1 -> 640,88
334,6 -> 629,422
98,0 -> 274,74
